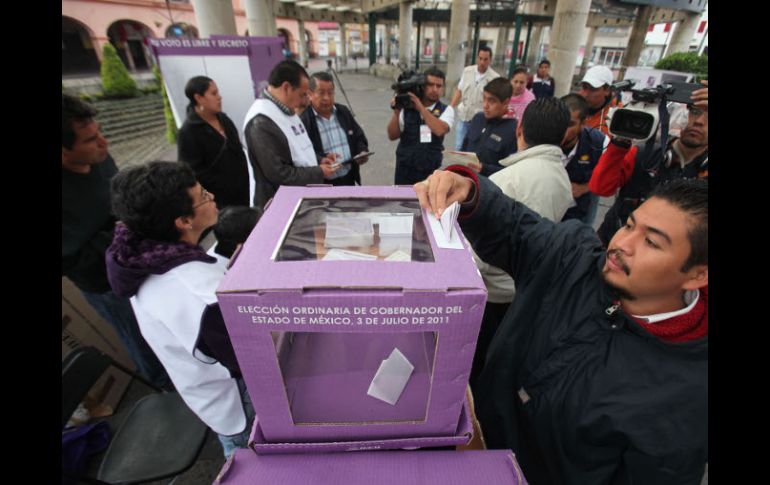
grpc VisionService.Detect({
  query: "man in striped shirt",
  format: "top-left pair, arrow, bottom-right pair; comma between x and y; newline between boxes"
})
300,72 -> 370,186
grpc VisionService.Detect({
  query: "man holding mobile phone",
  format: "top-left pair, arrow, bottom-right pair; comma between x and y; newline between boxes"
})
300,72 -> 370,186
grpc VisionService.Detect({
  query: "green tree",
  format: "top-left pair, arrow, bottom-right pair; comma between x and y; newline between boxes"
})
100,43 -> 138,98
655,52 -> 708,82
153,66 -> 178,143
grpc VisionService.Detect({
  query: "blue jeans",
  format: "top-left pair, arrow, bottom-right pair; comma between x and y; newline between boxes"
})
81,289 -> 171,390
454,119 -> 469,150
218,378 -> 256,458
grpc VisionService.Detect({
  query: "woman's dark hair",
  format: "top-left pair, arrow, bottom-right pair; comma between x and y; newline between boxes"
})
111,161 -> 198,242
511,66 -> 529,78
184,75 -> 213,113
213,206 -> 263,258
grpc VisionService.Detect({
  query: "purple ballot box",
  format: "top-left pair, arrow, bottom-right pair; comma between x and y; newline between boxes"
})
214,448 -> 528,485
217,186 -> 487,443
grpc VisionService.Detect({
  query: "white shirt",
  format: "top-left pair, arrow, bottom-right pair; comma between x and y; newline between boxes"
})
633,289 -> 700,324
130,255 -> 246,436
398,103 -> 455,132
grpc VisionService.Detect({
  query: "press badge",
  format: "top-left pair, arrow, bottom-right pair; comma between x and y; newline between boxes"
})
420,124 -> 431,143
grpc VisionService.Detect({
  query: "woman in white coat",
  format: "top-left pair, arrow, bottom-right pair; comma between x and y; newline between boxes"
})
105,161 -> 254,458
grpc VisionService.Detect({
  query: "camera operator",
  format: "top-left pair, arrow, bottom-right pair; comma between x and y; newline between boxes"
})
590,81 -> 708,246
388,67 -> 455,185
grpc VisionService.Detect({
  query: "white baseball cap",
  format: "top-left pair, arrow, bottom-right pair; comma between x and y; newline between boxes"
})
581,65 -> 614,88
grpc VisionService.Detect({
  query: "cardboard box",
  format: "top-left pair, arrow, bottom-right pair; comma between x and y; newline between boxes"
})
218,186 -> 487,443
62,277 -> 133,415
214,448 -> 528,485
248,396 -> 474,454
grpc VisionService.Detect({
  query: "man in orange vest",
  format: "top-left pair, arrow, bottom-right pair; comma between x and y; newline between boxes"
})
578,65 -> 621,136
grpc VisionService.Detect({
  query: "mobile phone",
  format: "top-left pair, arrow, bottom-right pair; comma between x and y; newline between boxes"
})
665,82 -> 703,105
352,151 -> 374,160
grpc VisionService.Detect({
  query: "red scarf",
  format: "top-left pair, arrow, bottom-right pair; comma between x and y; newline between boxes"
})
629,287 -> 708,343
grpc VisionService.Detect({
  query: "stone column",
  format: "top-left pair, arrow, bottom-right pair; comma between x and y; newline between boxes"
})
446,0 -> 471,93
244,0 -> 276,37
297,19 -> 309,67
433,24 -> 441,64
618,5 -> 654,80
398,1 -> 414,67
578,26 -> 597,80
664,10 -> 701,56
548,0 -> 592,97
190,0 -> 238,38
340,23 -> 348,66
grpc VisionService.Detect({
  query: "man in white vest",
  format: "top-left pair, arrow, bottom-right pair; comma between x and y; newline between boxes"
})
243,60 -> 339,209
450,46 -> 500,150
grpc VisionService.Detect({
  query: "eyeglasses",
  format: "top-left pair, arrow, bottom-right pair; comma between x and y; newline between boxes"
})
193,188 -> 214,209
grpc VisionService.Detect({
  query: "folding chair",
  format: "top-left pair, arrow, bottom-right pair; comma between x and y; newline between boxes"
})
62,346 -> 207,484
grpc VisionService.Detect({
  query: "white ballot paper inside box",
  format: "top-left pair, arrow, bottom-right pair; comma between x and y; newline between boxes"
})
324,216 -> 374,248
322,248 -> 378,261
367,348 -> 415,405
374,213 -> 414,258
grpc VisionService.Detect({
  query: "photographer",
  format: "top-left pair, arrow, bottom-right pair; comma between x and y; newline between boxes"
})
388,67 -> 455,185
590,81 -> 708,246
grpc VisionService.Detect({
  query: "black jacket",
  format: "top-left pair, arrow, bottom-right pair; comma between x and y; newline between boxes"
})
177,110 -> 250,208
299,103 -> 369,185
463,176 -> 707,485
245,114 -> 324,209
62,155 -> 118,293
460,112 -> 517,176
562,127 -> 606,222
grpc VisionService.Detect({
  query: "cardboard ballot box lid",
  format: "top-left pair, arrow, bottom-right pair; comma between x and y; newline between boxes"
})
218,186 -> 484,294
214,448 -> 528,485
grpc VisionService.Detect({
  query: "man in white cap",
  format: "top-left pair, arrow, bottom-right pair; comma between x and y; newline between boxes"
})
578,65 -> 620,136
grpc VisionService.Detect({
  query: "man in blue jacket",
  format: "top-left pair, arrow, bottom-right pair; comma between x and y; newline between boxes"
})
559,93 -> 609,224
460,77 -> 518,176
415,170 -> 708,485
300,72 -> 370,185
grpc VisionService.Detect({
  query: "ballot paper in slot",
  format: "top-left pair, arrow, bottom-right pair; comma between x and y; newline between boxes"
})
426,201 -> 464,250
367,348 -> 415,406
324,216 -> 374,248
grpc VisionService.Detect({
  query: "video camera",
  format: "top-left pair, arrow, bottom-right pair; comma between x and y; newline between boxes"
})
391,70 -> 426,110
608,80 -> 702,141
